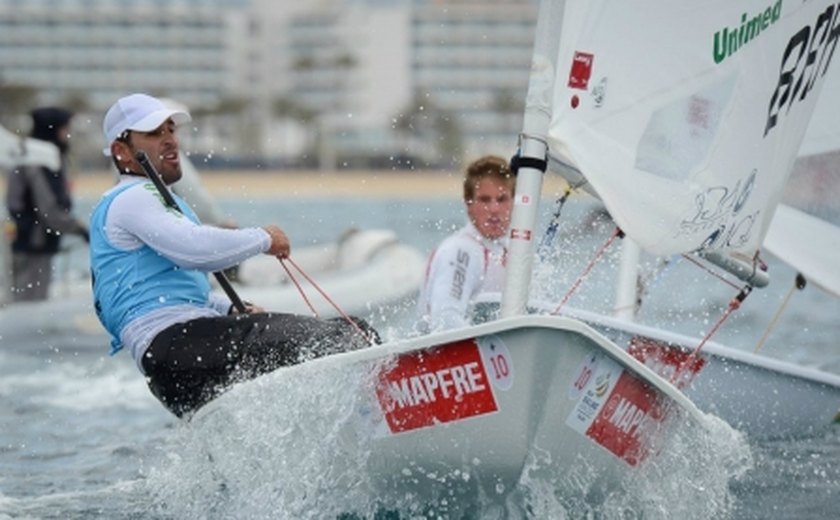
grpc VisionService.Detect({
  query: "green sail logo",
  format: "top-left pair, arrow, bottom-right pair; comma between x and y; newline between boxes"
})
713,0 -> 783,64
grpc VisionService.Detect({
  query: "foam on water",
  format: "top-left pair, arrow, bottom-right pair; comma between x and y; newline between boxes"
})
499,407 -> 751,519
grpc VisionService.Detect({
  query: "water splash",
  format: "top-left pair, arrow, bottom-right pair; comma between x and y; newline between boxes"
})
515,410 -> 751,519
145,358 -> 383,519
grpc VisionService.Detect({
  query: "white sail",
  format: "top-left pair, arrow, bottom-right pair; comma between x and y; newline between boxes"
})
546,0 -> 838,258
763,203 -> 840,297
798,45 -> 840,158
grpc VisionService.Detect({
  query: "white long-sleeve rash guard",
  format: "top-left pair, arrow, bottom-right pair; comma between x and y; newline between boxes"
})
416,222 -> 507,333
104,178 -> 269,271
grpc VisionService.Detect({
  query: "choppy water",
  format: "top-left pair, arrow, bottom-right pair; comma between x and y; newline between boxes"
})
1,193 -> 839,519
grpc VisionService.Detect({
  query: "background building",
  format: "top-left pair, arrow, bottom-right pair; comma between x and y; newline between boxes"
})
0,0 -> 537,169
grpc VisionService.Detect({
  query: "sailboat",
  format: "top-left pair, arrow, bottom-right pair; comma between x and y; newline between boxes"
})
181,0 -> 840,513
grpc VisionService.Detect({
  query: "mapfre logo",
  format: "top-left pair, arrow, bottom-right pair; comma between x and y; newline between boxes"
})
375,339 -> 498,434
568,51 -> 595,90
765,3 -> 840,135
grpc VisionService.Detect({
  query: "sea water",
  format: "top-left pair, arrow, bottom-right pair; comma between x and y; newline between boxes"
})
1,194 -> 838,519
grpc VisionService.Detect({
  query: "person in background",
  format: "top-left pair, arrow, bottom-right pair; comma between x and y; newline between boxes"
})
90,93 -> 377,418
5,107 -> 89,302
416,155 -> 515,333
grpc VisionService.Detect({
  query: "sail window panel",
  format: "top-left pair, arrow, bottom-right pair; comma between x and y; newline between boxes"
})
635,78 -> 736,182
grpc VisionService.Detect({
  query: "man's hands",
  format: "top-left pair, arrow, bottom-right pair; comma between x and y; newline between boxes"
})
262,225 -> 290,259
229,301 -> 265,315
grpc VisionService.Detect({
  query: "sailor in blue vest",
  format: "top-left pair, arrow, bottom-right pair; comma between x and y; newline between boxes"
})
90,93 -> 377,418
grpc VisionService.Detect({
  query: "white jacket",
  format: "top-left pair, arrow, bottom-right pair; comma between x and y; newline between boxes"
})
416,222 -> 507,333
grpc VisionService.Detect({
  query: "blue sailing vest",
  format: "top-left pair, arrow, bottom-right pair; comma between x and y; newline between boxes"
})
89,182 -> 210,354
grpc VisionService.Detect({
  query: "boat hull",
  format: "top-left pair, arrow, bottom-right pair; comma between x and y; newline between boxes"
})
193,315 -> 706,509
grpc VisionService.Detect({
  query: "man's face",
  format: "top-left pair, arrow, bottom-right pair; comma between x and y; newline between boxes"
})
115,119 -> 183,184
466,177 -> 513,240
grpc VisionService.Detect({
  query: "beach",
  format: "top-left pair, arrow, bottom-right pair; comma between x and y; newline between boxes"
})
60,169 -> 571,199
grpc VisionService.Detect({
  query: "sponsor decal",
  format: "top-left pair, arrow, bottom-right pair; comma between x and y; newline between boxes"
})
510,228 -> 532,241
375,339 -> 499,434
568,51 -> 594,90
713,0 -> 782,64
628,336 -> 706,389
449,249 -> 470,299
477,335 -> 514,391
516,193 -> 532,205
765,2 -> 840,136
569,352 -> 600,400
567,353 -> 668,466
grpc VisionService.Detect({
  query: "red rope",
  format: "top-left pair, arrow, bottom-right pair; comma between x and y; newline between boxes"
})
279,257 -> 375,345
279,259 -> 319,317
670,285 -> 752,385
551,226 -> 624,315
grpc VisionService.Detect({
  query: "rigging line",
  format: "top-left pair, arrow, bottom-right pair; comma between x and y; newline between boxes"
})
537,184 -> 573,261
680,253 -> 741,290
551,226 -> 624,316
671,284 -> 752,385
280,256 -> 375,345
753,273 -> 807,353
278,258 -> 320,317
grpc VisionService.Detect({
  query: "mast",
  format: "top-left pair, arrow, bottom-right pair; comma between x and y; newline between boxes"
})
614,238 -> 641,321
500,0 -> 566,318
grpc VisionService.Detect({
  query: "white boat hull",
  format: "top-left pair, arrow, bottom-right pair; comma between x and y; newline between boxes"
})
192,315 -> 708,509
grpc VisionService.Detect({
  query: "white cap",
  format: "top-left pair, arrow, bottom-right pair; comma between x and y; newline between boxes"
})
102,93 -> 191,156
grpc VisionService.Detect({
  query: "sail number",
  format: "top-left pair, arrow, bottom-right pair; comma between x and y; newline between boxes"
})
765,3 -> 840,136
574,365 -> 593,392
489,354 -> 510,379
477,336 -> 514,391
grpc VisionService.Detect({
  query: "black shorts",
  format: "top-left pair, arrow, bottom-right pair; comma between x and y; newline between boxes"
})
141,312 -> 378,417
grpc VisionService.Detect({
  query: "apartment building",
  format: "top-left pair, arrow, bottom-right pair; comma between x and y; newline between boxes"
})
0,0 -> 537,167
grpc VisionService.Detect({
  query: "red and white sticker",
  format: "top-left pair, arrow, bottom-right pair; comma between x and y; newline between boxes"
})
516,193 -> 532,206
568,51 -> 594,90
375,338 -> 499,434
569,352 -> 600,401
510,228 -> 532,241
477,335 -> 514,391
566,353 -> 667,466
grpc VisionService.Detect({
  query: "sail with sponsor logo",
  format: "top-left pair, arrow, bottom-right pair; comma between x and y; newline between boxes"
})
543,0 -> 835,261
501,0 -> 840,440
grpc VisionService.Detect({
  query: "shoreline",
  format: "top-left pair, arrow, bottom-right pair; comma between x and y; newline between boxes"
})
62,169 -> 571,199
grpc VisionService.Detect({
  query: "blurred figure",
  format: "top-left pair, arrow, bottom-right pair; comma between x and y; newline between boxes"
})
5,107 -> 88,302
416,155 -> 516,333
